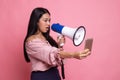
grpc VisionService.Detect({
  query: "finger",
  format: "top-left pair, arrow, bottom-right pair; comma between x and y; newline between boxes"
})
81,52 -> 91,57
81,49 -> 90,54
84,49 -> 90,52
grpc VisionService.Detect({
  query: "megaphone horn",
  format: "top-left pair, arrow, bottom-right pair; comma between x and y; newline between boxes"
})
51,23 -> 86,46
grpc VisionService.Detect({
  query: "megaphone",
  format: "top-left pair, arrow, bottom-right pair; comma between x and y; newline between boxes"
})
51,23 -> 86,46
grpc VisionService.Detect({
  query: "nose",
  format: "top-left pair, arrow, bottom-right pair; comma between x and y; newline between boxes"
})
47,21 -> 50,26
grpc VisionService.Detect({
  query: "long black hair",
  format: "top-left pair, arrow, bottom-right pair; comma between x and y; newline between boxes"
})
23,7 -> 58,62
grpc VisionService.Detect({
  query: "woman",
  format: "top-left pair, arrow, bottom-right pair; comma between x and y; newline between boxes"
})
23,7 -> 90,80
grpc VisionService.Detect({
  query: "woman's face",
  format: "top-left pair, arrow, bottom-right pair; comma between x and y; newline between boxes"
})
37,13 -> 51,33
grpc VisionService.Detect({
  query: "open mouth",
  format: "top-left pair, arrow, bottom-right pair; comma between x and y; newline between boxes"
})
46,27 -> 49,31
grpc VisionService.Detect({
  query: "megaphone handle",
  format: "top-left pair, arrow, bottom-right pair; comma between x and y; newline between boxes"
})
57,34 -> 65,48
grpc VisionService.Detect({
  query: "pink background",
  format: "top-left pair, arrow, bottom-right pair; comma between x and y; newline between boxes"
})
0,0 -> 120,80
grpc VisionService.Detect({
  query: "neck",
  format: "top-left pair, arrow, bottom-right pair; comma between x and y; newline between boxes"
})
35,32 -> 46,40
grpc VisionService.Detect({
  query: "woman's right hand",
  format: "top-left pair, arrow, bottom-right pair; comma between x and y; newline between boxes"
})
57,34 -> 65,48
73,49 -> 91,60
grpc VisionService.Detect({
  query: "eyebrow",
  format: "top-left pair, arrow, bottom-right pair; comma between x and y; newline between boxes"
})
42,18 -> 51,21
43,18 -> 51,19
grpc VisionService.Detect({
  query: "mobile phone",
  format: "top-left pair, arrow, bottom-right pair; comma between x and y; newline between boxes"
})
84,38 -> 93,51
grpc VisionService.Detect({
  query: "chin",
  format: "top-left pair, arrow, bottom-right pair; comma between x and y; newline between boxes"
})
42,31 -> 48,34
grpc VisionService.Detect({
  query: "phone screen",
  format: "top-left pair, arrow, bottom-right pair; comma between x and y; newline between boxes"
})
84,38 -> 93,51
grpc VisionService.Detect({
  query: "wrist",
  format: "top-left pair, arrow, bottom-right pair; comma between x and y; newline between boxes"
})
69,53 -> 74,58
73,52 -> 79,59
70,52 -> 76,58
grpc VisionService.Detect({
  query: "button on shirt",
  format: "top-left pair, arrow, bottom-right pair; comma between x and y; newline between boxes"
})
25,38 -> 62,71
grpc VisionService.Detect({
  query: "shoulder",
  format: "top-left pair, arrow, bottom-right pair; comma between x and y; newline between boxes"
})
26,35 -> 37,42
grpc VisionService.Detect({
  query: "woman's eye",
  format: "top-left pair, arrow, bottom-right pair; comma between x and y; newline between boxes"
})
44,20 -> 47,22
44,19 -> 50,22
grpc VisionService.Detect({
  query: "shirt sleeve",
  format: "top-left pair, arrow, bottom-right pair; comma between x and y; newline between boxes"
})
25,39 -> 61,66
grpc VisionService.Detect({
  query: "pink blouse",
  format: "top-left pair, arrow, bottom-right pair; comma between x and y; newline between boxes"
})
25,38 -> 61,71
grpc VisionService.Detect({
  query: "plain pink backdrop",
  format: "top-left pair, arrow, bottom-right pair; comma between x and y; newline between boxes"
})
0,0 -> 120,80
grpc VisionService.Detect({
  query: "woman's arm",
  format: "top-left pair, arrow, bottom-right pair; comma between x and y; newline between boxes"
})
59,49 -> 90,60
